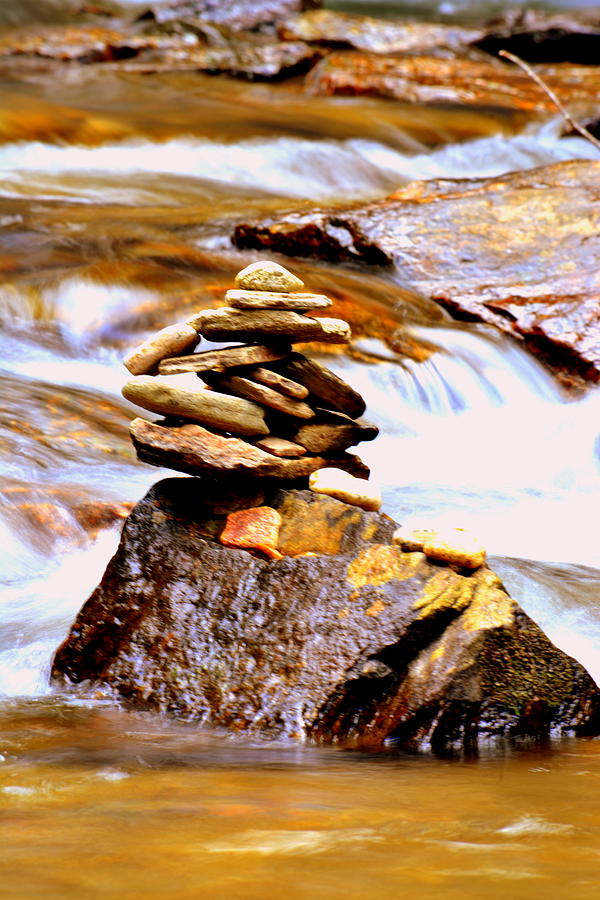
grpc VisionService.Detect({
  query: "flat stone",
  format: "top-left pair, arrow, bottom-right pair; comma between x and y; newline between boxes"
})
309,467 -> 380,512
393,525 -> 487,570
280,9 -> 482,53
277,353 -> 366,418
129,418 -> 369,480
305,51 -> 600,115
225,289 -> 332,311
255,436 -> 307,458
158,343 -> 290,376
192,308 -> 350,344
247,366 -> 309,399
234,260 -> 304,292
124,323 -> 199,376
202,372 -> 315,420
290,412 -> 379,453
122,375 -> 268,437
219,506 -> 282,559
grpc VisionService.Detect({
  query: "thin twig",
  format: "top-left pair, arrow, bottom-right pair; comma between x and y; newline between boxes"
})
499,48 -> 600,153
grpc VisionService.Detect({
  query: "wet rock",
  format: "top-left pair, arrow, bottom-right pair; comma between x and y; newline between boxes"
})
122,375 -> 269,437
279,9 -> 482,54
304,51 -> 600,115
219,505 -> 282,558
0,23 -> 320,81
139,1 -> 318,33
126,40 -> 321,80
51,479 -> 600,752
233,159 -> 600,386
129,418 -> 369,479
309,467 -> 381,511
124,322 -> 199,375
225,289 -> 332,311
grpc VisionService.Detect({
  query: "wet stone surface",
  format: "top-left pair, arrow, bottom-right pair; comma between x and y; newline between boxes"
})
51,479 -> 600,752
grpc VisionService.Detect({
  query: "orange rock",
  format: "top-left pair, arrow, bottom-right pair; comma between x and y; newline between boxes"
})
220,506 -> 282,557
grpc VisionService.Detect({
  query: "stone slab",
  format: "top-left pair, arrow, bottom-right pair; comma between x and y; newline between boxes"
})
158,343 -> 290,376
226,289 -> 332,310
122,375 -> 269,437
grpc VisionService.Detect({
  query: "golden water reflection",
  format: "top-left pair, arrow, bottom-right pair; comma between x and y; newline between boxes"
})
1,702 -> 599,900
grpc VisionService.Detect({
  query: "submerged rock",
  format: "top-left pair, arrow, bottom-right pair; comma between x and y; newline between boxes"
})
234,159 -> 600,388
52,479 -> 600,753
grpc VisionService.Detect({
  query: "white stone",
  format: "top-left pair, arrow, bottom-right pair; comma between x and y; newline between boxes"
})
308,468 -> 381,511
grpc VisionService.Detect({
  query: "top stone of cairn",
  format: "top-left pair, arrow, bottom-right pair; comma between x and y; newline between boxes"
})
234,261 -> 304,293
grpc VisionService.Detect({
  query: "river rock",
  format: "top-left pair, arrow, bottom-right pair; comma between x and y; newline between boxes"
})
289,410 -> 378,453
51,479 -> 600,752
279,9 -> 483,53
158,343 -> 290,376
225,289 -> 332,311
305,51 -> 600,116
201,372 -> 315,419
122,375 -> 269,436
234,260 -> 305,292
247,366 -> 308,399
129,418 -> 369,479
140,0 -> 316,32
234,160 -> 600,387
255,436 -> 307,457
191,308 -> 351,344
309,467 -> 381,512
124,323 -> 200,375
276,353 -> 366,417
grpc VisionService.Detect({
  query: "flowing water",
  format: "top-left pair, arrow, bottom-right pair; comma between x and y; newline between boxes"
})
1,1 -> 600,896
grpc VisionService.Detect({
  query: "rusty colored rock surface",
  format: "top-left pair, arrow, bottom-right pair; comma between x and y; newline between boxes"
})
0,23 -> 320,81
129,417 -> 369,479
51,479 -> 600,752
219,505 -> 282,557
279,9 -> 482,54
234,159 -> 600,386
305,51 -> 600,115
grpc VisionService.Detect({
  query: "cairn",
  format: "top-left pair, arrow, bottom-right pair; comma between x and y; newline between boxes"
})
121,261 -> 380,509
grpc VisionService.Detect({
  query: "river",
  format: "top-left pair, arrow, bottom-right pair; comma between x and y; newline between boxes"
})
1,1 -> 600,897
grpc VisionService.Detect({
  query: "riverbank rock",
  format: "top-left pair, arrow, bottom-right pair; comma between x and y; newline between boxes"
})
305,51 -> 600,115
51,478 -> 600,753
234,159 -> 600,388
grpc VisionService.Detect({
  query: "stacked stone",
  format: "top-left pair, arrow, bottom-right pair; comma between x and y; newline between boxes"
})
121,261 -> 379,495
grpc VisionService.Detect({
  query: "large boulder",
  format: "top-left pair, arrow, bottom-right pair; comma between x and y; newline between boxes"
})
234,160 -> 600,389
51,478 -> 600,752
